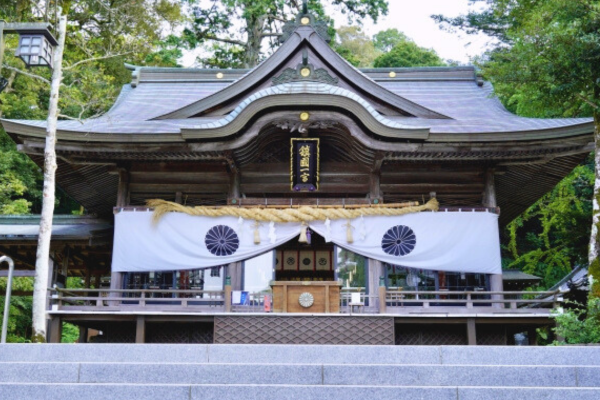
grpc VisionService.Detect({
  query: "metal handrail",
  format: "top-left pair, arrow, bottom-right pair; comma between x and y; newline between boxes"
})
1,255 -> 15,343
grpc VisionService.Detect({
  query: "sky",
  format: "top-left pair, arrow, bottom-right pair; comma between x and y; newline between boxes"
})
182,1 -> 492,67
329,0 -> 492,64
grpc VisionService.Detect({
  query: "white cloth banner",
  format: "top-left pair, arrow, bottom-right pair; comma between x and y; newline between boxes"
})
309,211 -> 501,274
112,211 -> 301,272
111,210 -> 501,274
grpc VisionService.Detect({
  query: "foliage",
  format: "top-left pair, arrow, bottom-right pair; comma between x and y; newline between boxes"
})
186,0 -> 388,68
334,26 -> 379,68
373,37 -> 445,68
0,277 -> 34,342
589,258 -> 600,298
505,159 -> 594,288
61,322 -> 80,343
0,1 -> 188,215
372,28 -> 409,53
0,0 -> 187,342
435,0 -> 600,296
434,0 -> 600,117
552,297 -> 600,345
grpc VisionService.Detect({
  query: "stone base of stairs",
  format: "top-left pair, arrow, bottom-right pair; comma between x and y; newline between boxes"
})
1,344 -> 599,400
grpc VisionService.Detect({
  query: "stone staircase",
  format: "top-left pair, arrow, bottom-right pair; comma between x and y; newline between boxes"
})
1,344 -> 599,399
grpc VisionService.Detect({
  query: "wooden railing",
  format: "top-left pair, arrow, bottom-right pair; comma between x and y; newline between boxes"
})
384,289 -> 562,312
49,287 -> 563,315
50,288 -> 226,311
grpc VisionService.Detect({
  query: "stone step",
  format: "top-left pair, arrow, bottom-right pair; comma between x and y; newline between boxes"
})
1,384 -> 600,400
2,344 -> 600,366
1,362 -> 599,388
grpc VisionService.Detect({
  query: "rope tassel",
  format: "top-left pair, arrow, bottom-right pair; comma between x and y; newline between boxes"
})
253,221 -> 261,244
298,222 -> 309,244
345,220 -> 354,244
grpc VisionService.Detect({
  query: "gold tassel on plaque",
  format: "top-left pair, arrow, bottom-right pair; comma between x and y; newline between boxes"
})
298,222 -> 309,243
345,220 -> 354,244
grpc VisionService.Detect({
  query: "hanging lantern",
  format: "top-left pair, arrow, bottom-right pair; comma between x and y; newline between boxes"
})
14,29 -> 57,68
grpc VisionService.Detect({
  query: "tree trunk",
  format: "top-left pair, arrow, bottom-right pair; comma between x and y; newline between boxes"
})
589,111 -> 600,298
244,15 -> 267,68
31,10 -> 66,343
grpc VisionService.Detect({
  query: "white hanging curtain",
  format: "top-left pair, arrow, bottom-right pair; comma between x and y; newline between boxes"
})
111,210 -> 501,274
309,211 -> 501,274
112,211 -> 301,272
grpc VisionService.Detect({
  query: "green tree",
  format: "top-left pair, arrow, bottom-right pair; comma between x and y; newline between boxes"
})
334,25 -> 379,68
0,0 -> 187,341
504,159 -> 594,289
372,28 -> 409,53
0,1 -> 187,215
373,37 -> 445,68
186,0 -> 389,68
435,0 -> 600,297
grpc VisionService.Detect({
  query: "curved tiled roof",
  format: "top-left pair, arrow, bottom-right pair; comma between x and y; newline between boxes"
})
2,68 -> 592,143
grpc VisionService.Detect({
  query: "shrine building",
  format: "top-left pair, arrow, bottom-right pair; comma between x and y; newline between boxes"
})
0,9 -> 594,345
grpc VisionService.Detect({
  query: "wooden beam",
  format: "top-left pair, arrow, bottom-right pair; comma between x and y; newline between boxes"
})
129,183 -> 229,193
129,172 -> 230,184
381,183 -> 485,193
130,162 -> 226,173
0,290 -> 33,296
0,270 -> 35,277
242,162 -> 370,178
240,183 -> 370,194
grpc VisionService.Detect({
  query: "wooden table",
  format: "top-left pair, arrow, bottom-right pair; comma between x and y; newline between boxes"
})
271,281 -> 341,313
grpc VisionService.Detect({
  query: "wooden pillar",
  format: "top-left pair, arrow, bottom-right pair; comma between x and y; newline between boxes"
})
78,326 -> 88,343
467,318 -> 477,345
175,191 -> 183,204
229,170 -> 240,200
227,156 -> 240,201
368,258 -> 384,311
135,316 -> 145,343
369,171 -> 380,200
378,284 -> 387,314
48,315 -> 62,343
45,255 -> 55,312
528,327 -> 538,346
115,168 -> 130,209
483,168 -> 497,208
110,168 -> 129,297
484,168 -> 504,307
229,261 -> 243,290
61,247 -> 69,277
369,153 -> 384,201
84,267 -> 91,288
224,282 -> 232,312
